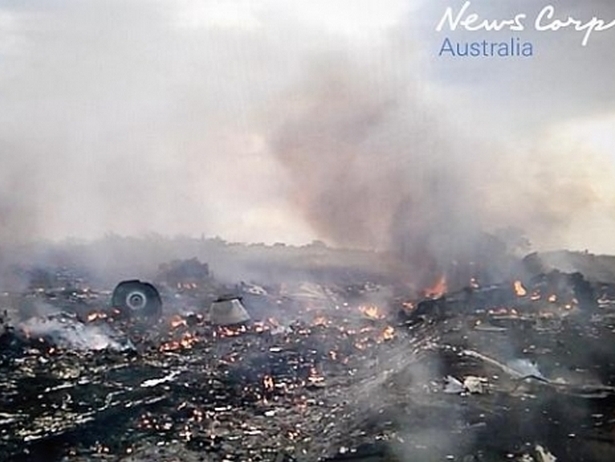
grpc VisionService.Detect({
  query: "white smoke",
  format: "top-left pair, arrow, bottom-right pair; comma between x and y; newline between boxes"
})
20,315 -> 133,351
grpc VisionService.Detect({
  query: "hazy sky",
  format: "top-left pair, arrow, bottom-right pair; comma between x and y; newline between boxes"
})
0,0 -> 614,253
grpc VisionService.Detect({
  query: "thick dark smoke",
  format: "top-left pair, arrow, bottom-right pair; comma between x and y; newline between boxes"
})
268,56 -> 483,284
271,59 -> 406,249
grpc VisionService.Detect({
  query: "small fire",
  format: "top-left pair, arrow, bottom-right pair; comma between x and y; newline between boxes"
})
513,281 -> 527,297
170,315 -> 188,329
215,325 -> 248,338
488,307 -> 518,316
358,305 -> 385,320
548,294 -> 557,303
86,311 -> 108,322
307,366 -> 325,384
379,325 -> 395,342
160,332 -> 198,351
263,375 -> 275,392
313,316 -> 329,326
253,318 -> 279,333
564,300 -> 577,310
530,291 -> 541,301
424,275 -> 447,299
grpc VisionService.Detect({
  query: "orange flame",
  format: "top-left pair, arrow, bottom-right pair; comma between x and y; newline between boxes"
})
379,326 -> 395,342
87,311 -> 107,322
215,325 -> 248,338
160,332 -> 198,351
170,315 -> 187,329
530,291 -> 541,301
358,305 -> 385,320
307,366 -> 325,384
424,275 -> 447,299
513,281 -> 527,297
263,375 -> 275,391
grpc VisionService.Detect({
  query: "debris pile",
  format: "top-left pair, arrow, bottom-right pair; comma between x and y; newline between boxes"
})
2,263 -> 615,461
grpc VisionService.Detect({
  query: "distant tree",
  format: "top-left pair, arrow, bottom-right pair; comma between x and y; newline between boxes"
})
307,240 -> 327,249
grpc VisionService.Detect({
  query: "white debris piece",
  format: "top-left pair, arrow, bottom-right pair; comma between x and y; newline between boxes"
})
508,359 -> 545,379
443,375 -> 464,394
141,371 -> 181,388
463,376 -> 486,394
535,444 -> 557,462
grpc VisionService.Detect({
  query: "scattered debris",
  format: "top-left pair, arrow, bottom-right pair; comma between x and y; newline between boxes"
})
2,260 -> 615,461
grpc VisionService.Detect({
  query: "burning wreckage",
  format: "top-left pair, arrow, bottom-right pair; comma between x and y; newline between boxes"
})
2,256 -> 615,461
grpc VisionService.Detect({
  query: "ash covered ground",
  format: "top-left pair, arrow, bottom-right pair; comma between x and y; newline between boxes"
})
2,240 -> 615,462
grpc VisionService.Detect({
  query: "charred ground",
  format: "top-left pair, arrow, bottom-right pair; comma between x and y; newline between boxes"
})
1,239 -> 615,462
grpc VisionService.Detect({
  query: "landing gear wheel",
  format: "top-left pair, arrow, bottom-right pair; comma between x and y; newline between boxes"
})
111,280 -> 162,320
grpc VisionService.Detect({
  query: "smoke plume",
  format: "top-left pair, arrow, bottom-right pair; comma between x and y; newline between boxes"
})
267,49 -> 615,285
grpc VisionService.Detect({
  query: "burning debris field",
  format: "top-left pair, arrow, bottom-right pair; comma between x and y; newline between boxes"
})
2,253 -> 615,462
2,0 -> 615,460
